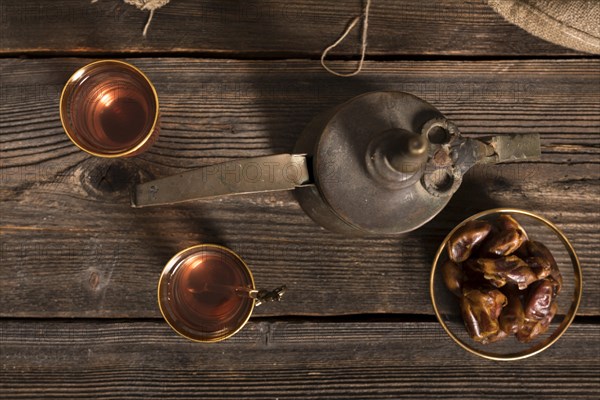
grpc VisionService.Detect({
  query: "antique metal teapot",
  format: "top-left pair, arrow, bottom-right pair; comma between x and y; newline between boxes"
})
132,91 -> 540,236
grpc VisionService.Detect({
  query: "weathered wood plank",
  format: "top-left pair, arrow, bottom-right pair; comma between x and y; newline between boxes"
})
1,320 -> 599,399
0,0 -> 584,56
1,58 -> 599,317
1,58 -> 597,167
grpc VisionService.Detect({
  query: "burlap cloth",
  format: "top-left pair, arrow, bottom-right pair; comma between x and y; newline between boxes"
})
487,0 -> 600,54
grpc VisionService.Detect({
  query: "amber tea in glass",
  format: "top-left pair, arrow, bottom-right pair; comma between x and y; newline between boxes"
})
60,60 -> 159,157
158,245 -> 257,342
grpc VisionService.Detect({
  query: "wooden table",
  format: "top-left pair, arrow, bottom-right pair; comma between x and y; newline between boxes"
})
1,1 -> 599,398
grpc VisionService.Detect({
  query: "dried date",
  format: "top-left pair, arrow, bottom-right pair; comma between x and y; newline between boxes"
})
441,260 -> 464,297
525,241 -> 563,293
498,286 -> 525,334
524,279 -> 557,320
447,220 -> 493,262
460,287 -> 507,343
516,302 -> 558,343
475,256 -> 538,289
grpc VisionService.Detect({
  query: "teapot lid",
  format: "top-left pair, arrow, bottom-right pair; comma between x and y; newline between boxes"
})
309,91 -> 453,234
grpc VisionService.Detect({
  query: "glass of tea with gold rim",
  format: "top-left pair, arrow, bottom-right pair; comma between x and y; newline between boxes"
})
60,60 -> 159,158
158,244 -> 286,342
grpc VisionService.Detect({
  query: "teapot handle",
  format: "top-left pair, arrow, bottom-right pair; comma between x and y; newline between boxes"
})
419,118 -> 541,197
131,154 -> 311,208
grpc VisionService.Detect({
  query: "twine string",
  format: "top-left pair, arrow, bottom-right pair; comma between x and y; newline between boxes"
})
321,0 -> 372,77
143,9 -> 155,37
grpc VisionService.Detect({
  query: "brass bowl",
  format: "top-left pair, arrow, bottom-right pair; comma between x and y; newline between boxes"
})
430,208 -> 582,360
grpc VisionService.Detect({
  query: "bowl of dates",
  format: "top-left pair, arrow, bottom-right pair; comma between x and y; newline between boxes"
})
430,209 -> 582,360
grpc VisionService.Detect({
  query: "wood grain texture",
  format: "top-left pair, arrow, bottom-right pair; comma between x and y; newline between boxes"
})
2,3 -> 598,398
1,58 -> 599,318
1,319 -> 599,399
0,0 -> 583,56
